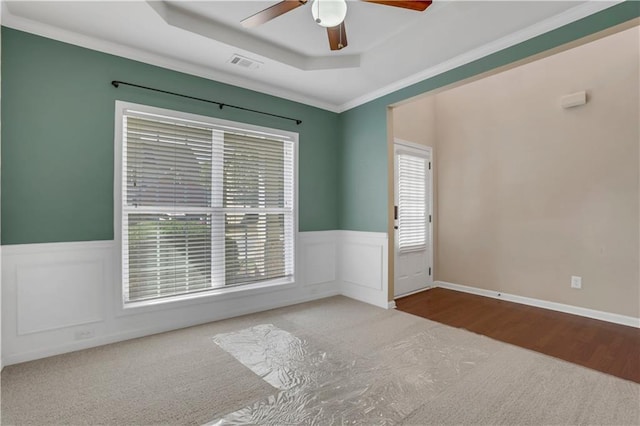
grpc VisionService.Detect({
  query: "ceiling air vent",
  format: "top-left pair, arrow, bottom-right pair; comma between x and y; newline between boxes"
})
227,54 -> 262,70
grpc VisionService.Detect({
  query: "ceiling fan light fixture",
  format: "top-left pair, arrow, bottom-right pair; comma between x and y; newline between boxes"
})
311,0 -> 347,28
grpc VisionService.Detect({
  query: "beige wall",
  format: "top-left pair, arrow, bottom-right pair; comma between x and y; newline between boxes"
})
393,96 -> 437,147
392,26 -> 639,317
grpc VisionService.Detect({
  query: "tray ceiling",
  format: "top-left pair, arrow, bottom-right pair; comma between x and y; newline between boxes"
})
2,1 -> 620,111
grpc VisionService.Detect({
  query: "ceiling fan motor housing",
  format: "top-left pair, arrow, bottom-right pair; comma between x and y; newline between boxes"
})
311,0 -> 348,28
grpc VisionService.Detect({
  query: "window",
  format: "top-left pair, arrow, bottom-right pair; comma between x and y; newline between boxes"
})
116,102 -> 297,305
397,153 -> 427,253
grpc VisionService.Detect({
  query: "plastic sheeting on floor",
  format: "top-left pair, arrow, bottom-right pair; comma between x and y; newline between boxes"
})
207,324 -> 489,425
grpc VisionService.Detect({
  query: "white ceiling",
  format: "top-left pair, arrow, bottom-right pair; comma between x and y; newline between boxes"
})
1,1 -> 621,112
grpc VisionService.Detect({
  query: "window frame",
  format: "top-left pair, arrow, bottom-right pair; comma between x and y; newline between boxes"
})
113,101 -> 299,313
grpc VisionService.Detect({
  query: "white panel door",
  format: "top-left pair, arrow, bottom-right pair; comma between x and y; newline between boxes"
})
394,142 -> 433,297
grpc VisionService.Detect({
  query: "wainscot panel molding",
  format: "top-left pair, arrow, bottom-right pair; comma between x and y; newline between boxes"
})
1,230 -> 391,365
436,281 -> 640,329
338,231 -> 389,309
299,231 -> 339,287
1,232 -> 340,365
17,258 -> 106,335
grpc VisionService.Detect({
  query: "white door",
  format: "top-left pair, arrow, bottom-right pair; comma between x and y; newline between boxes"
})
394,142 -> 433,298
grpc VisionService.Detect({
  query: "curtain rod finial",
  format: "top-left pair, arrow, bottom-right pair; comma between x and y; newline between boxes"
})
111,81 -> 120,88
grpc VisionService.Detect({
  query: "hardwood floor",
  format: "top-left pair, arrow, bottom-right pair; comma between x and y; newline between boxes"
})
395,287 -> 640,383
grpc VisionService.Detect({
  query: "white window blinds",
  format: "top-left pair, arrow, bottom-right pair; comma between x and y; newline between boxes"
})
397,153 -> 427,253
120,107 -> 295,304
220,132 -> 294,287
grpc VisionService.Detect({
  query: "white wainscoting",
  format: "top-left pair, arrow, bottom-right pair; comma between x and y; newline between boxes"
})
338,231 -> 389,309
299,231 -> 338,287
1,232 -> 348,366
0,244 -> 3,370
17,258 -> 107,336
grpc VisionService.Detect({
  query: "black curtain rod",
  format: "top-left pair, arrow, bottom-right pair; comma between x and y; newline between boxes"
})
111,80 -> 302,125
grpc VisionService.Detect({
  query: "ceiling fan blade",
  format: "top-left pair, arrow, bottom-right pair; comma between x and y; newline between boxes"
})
362,1 -> 432,12
241,0 -> 308,28
327,22 -> 348,51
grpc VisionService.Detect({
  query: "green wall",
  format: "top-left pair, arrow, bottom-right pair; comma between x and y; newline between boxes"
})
2,2 -> 638,243
1,28 -> 340,244
339,1 -> 640,231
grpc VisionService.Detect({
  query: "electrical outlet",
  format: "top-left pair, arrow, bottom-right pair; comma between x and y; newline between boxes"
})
571,276 -> 582,289
74,329 -> 95,340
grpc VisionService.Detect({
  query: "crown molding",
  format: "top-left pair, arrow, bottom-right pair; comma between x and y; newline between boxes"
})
0,6 -> 343,113
336,0 -> 624,112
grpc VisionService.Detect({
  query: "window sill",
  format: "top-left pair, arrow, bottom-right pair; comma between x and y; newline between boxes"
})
116,278 -> 296,317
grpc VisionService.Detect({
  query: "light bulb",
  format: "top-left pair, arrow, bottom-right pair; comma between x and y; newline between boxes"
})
311,0 -> 347,28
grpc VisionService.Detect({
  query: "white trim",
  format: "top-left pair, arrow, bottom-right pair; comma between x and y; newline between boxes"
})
297,230 -> 341,239
1,240 -> 115,256
337,0 -> 623,112
114,101 -> 124,309
339,230 -> 387,240
387,301 -> 397,309
393,138 -> 431,152
436,281 -> 640,329
0,242 -> 3,372
115,281 -> 298,318
1,1 -> 622,113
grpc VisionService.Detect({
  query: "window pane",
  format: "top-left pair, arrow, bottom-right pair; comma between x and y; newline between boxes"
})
224,213 -> 291,286
398,154 -> 427,253
126,213 -> 212,302
125,116 -> 213,207
223,134 -> 287,208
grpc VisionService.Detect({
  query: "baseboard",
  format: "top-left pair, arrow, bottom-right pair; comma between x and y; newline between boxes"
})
387,301 -> 397,309
436,281 -> 640,328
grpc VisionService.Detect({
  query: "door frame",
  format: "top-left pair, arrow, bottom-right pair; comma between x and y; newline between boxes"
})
393,139 -> 434,298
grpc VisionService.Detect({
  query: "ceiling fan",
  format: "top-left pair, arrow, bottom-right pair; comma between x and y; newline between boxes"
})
241,0 -> 432,51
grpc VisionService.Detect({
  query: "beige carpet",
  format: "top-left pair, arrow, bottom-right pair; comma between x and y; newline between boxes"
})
1,296 -> 638,425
